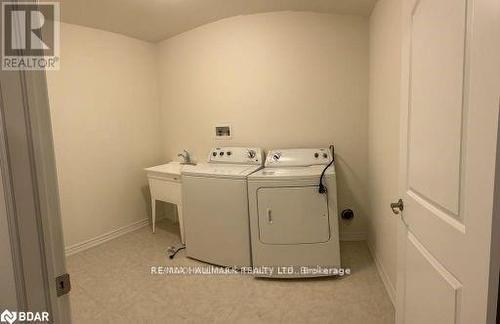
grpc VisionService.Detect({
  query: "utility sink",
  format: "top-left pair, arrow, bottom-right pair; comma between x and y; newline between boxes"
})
144,161 -> 191,243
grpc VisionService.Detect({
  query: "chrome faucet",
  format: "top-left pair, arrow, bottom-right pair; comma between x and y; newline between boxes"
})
177,149 -> 194,165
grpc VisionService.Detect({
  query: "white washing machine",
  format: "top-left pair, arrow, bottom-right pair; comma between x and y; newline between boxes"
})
182,147 -> 264,268
247,148 -> 341,277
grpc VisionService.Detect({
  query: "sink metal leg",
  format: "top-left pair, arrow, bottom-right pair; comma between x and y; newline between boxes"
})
177,204 -> 185,244
151,198 -> 156,233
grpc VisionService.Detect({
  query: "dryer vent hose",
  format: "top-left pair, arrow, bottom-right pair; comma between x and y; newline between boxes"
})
318,145 -> 335,194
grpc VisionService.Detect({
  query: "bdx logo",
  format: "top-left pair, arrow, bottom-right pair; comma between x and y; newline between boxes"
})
2,2 -> 60,70
1,309 -> 50,323
0,310 -> 16,324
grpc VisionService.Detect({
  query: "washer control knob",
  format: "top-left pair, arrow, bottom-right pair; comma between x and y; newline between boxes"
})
219,151 -> 224,156
323,153 -> 328,159
272,153 -> 281,161
227,151 -> 232,156
212,152 -> 217,157
247,150 -> 256,159
314,152 -> 319,158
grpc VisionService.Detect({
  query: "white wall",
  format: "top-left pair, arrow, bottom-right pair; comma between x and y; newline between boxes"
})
46,23 -> 163,248
157,12 -> 369,238
367,0 -> 402,303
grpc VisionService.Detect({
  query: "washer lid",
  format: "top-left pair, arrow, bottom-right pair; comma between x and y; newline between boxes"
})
248,165 -> 335,181
182,163 -> 262,179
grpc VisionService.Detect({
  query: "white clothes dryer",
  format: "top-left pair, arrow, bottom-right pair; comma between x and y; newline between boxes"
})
247,148 -> 341,277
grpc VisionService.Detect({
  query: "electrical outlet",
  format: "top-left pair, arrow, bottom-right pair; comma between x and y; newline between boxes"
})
215,124 -> 232,139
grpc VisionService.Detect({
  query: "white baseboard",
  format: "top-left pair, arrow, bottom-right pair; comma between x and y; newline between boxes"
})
340,231 -> 367,241
367,241 -> 396,306
65,218 -> 149,256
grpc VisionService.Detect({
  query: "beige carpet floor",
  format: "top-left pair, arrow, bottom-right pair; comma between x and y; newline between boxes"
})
66,220 -> 394,323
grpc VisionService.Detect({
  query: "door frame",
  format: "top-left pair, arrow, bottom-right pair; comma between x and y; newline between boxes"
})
487,109 -> 500,323
0,60 -> 71,324
0,0 -> 70,321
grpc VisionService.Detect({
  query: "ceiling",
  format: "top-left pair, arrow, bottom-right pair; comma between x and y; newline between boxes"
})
56,0 -> 377,42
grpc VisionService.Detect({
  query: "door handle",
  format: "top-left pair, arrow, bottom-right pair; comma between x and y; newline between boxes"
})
390,199 -> 404,214
267,208 -> 272,224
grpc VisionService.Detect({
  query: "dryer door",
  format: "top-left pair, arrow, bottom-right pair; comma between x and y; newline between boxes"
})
257,186 -> 330,244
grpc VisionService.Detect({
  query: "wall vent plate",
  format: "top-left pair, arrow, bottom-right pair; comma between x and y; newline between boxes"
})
215,124 -> 232,139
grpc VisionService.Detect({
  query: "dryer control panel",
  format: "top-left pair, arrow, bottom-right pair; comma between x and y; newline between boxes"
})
208,147 -> 264,165
265,148 -> 332,167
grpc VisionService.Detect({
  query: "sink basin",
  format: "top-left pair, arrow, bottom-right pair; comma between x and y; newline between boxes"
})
144,161 -> 184,177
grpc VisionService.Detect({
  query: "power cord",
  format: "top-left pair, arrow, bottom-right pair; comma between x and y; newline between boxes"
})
318,145 -> 335,194
167,244 -> 185,259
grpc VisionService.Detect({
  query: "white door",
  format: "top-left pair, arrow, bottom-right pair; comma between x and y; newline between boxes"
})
396,0 -> 500,323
